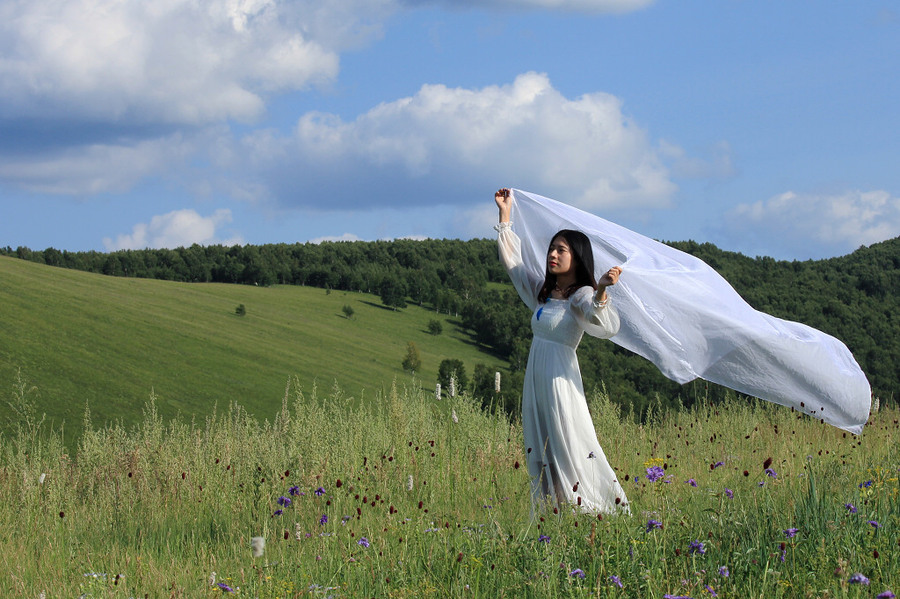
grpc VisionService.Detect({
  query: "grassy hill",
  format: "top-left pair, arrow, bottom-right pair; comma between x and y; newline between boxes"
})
0,256 -> 507,442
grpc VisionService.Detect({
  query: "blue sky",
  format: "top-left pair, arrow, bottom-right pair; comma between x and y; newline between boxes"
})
1,0 -> 898,260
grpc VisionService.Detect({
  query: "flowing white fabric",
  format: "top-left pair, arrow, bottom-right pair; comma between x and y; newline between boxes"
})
508,188 -> 871,435
497,222 -> 630,514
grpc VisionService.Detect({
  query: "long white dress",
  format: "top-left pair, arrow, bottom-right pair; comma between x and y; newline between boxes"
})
497,222 -> 630,515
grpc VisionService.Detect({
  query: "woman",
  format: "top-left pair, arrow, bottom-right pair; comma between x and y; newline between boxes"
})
494,188 -> 629,515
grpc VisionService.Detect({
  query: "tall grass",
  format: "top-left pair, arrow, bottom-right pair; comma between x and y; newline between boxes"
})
1,374 -> 897,598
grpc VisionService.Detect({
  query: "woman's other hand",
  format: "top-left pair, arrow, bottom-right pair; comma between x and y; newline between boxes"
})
495,188 -> 512,223
597,266 -> 622,288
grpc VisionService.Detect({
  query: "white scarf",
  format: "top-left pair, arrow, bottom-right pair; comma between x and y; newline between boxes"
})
509,189 -> 871,434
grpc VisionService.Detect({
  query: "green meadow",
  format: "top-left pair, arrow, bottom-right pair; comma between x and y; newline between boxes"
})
2,255 -> 898,598
0,256 -> 506,442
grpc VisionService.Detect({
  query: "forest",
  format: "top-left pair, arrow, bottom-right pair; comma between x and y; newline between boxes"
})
4,235 -> 897,416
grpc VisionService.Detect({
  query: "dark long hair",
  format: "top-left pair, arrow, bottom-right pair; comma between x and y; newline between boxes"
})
537,229 -> 597,303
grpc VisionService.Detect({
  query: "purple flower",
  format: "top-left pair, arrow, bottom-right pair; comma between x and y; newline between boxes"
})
724,488 -> 733,499
705,585 -> 718,597
780,548 -> 786,562
314,486 -> 326,496
876,591 -> 896,598
845,502 -> 858,513
868,520 -> 882,528
783,528 -> 799,538
609,575 -> 623,588
688,540 -> 706,555
646,466 -> 665,482
686,479 -> 698,487
569,568 -> 586,579
849,573 -> 870,585
718,566 -> 729,577
319,514 -> 328,525
646,519 -> 663,533
765,468 -> 777,478
587,451 -> 596,459
712,461 -> 724,469
859,480 -> 874,488
288,486 -> 300,496
217,582 -> 235,592
273,509 -> 283,516
277,496 -> 292,507
357,537 -> 370,548
538,534 -> 550,543
663,595 -> 693,599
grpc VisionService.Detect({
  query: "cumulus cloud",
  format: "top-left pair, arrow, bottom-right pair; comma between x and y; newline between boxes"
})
0,0 -> 392,125
0,134 -> 194,195
103,208 -> 242,250
729,189 -> 900,257
309,232 -> 363,244
237,72 -> 676,212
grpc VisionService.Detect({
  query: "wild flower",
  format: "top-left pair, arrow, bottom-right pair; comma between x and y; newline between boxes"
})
646,466 -> 665,482
357,537 -> 370,548
277,496 -> 292,507
609,575 -> 623,588
765,468 -> 777,478
569,568 -> 586,579
845,502 -> 858,513
783,528 -> 799,538
251,536 -> 265,557
435,383 -> 441,400
848,573 -> 870,585
315,486 -> 326,496
859,480 -> 874,488
319,514 -> 328,525
407,475 -> 414,491
718,566 -> 729,577
495,371 -> 501,393
646,519 -> 663,532
217,582 -> 235,592
663,595 -> 692,599
876,591 -> 895,598
712,461 -> 724,469
451,409 -> 458,423
867,520 -> 882,528
38,473 -> 46,484
686,479 -> 698,487
208,572 -> 216,586
688,540 -> 705,555
587,451 -> 596,459
288,486 -> 300,496
705,585 -> 717,597
538,535 -> 550,543
724,488 -> 733,499
273,509 -> 283,516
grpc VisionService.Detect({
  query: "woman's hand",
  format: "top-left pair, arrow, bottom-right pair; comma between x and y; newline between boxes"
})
495,188 -> 512,223
597,266 -> 622,287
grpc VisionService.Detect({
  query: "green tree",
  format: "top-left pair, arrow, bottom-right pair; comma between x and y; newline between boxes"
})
342,305 -> 355,319
380,278 -> 408,310
402,342 -> 421,373
438,359 -> 468,397
427,319 -> 443,335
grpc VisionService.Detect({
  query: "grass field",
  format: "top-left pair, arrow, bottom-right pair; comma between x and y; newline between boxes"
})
1,380 -> 896,598
0,256 -> 507,442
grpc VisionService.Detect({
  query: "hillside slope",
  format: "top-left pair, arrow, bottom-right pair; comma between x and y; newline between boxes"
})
0,256 -> 506,441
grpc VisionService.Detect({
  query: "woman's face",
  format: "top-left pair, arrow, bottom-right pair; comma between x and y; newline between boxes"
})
547,236 -> 574,277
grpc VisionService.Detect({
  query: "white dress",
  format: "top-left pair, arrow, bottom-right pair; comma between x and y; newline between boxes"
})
498,222 -> 630,515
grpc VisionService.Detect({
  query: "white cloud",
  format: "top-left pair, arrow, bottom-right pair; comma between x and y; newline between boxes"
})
237,72 -> 676,212
0,134 -> 194,195
658,140 -> 736,180
309,233 -> 363,244
730,189 -> 900,256
0,0 -> 387,125
103,208 -> 242,250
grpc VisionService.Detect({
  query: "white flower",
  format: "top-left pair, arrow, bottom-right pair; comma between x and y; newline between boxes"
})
435,383 -> 441,401
449,376 -> 456,398
495,372 -> 501,393
38,473 -> 46,484
251,536 -> 265,557
451,409 -> 458,424
208,572 -> 216,586
407,475 -> 414,491
295,522 -> 303,541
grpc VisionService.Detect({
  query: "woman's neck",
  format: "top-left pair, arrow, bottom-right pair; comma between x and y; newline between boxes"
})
555,274 -> 576,290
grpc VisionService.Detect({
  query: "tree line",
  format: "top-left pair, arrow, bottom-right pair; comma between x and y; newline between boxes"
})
4,235 -> 897,415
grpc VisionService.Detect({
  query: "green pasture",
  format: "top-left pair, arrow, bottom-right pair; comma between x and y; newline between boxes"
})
1,379 -> 896,598
0,256 -> 506,442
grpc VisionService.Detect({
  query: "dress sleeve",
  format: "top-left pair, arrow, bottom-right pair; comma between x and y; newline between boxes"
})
496,222 -> 543,312
569,286 -> 620,339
